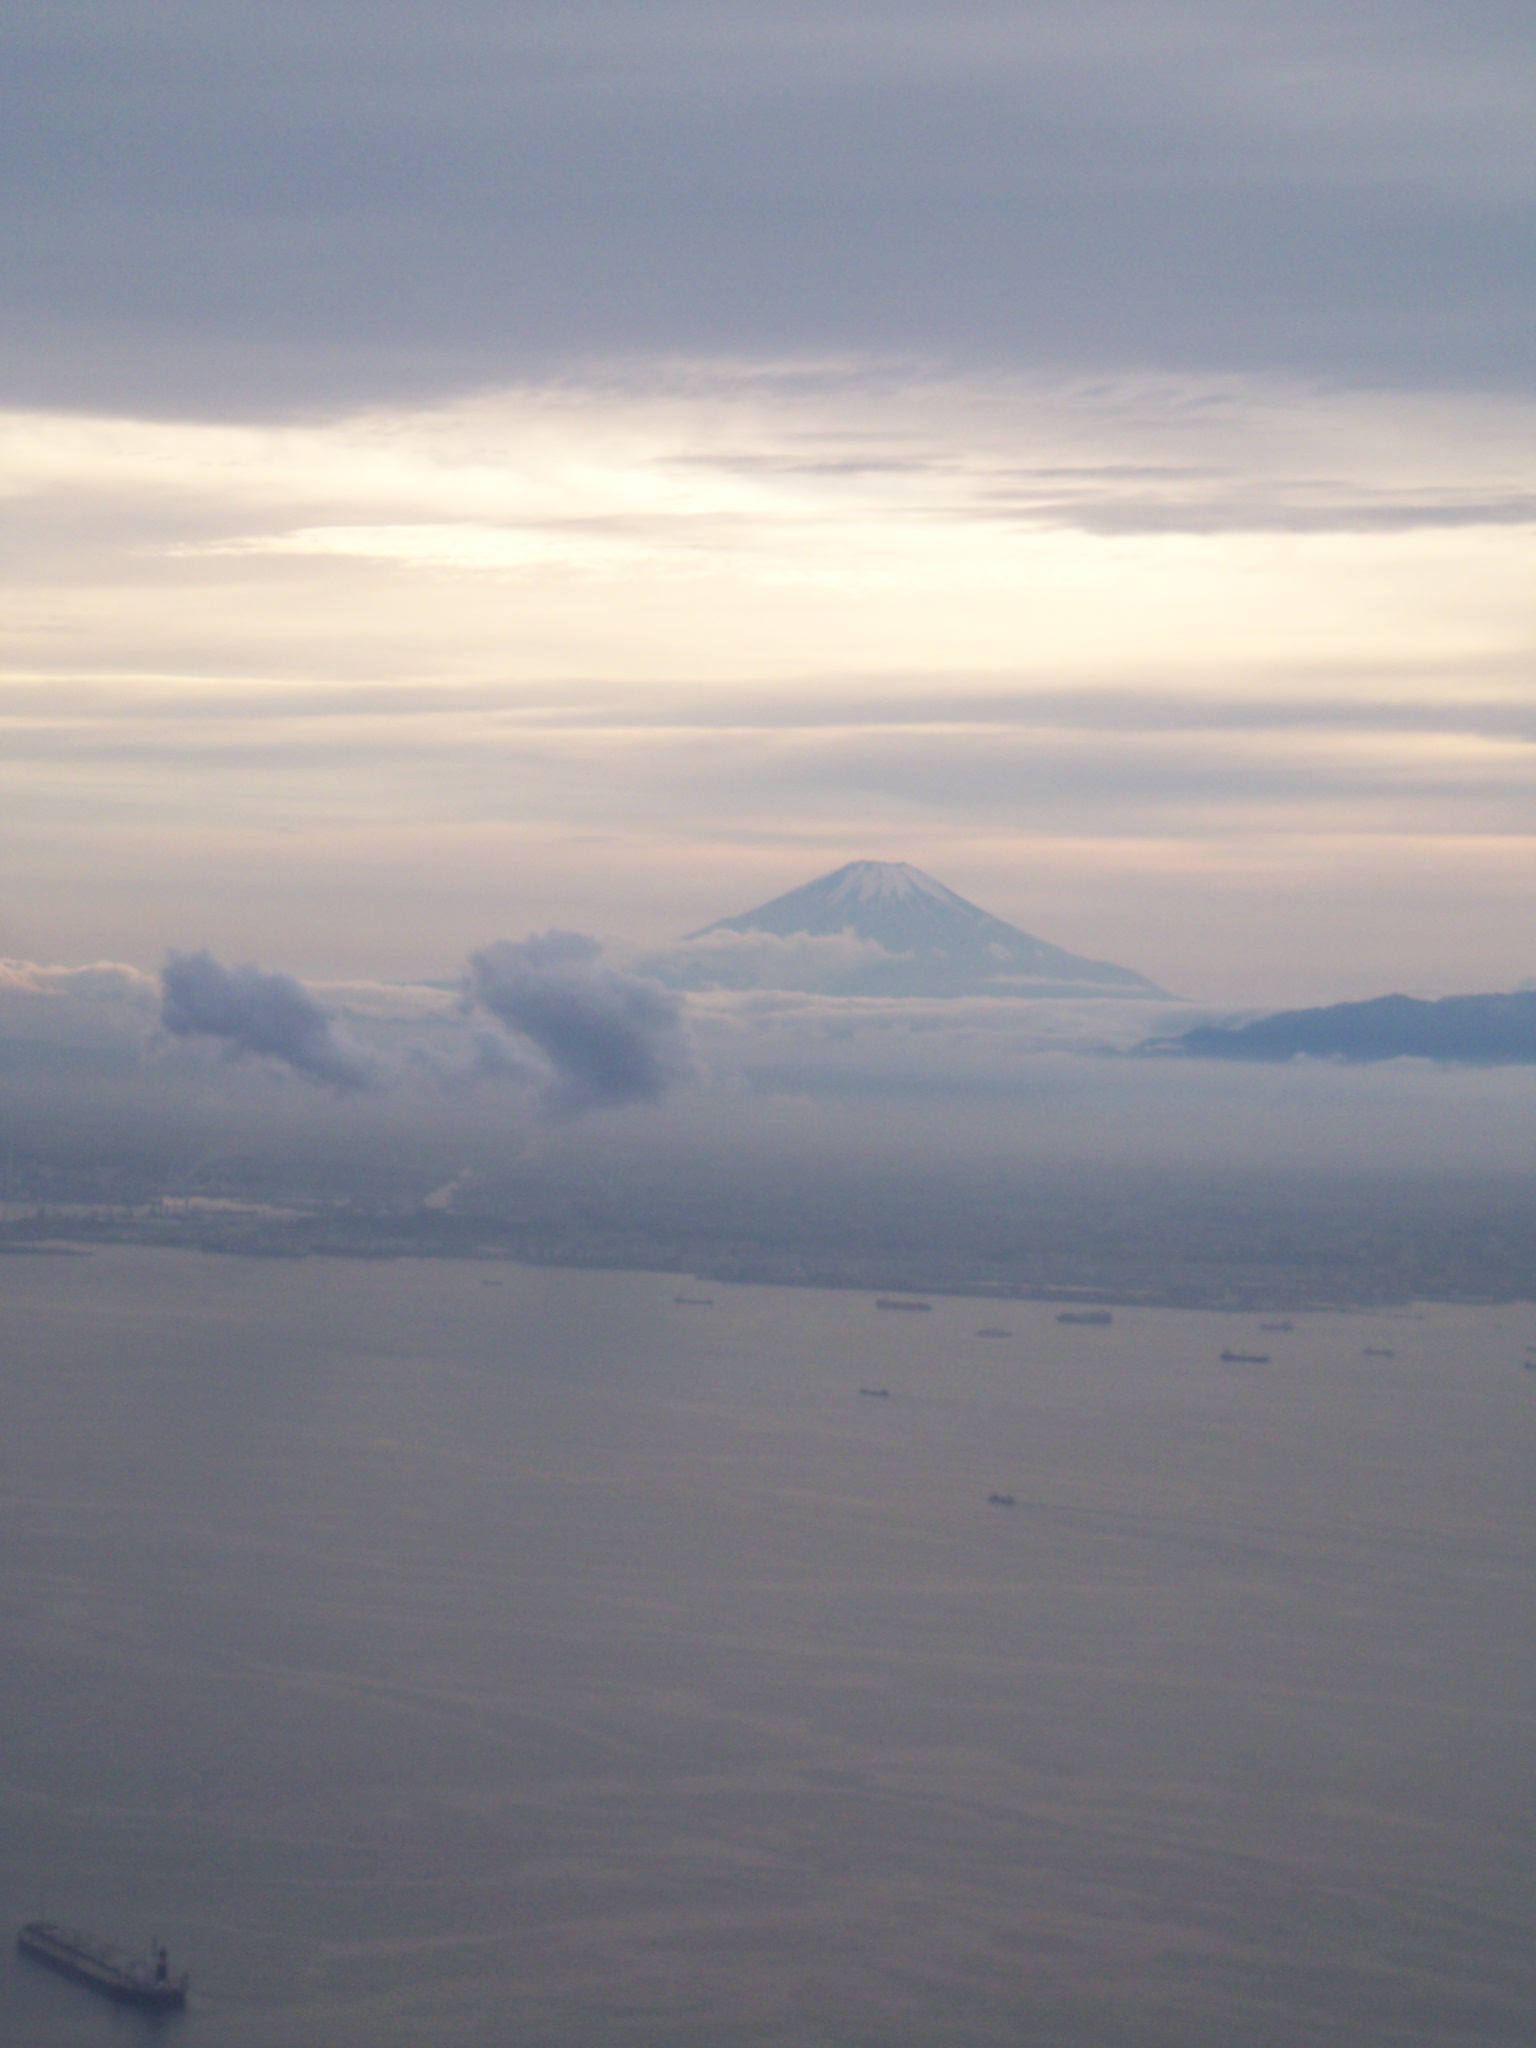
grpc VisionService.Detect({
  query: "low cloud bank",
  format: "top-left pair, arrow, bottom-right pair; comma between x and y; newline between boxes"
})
641,927 -> 907,995
9,947 -> 1536,1185
1152,990 -> 1536,1065
161,951 -> 376,1091
465,932 -> 693,1114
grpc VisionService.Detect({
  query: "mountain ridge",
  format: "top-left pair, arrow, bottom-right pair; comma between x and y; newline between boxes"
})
1149,989 -> 1536,1064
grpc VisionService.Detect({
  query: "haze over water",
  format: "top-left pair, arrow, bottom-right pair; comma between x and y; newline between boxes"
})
3,1248 -> 1533,2048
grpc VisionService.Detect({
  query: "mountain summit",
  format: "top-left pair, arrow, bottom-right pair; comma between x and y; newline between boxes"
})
659,860 -> 1164,997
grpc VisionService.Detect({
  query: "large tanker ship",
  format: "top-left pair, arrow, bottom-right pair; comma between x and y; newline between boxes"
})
17,1921 -> 189,2010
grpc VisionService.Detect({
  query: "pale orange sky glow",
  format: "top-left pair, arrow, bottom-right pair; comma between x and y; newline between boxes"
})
4,368 -> 1534,1003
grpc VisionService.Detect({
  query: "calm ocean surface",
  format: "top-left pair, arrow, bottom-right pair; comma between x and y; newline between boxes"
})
1,1247 -> 1532,2048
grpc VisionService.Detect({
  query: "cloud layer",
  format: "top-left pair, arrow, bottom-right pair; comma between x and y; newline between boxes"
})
3,368 -> 1533,1004
9,946 -> 1536,1193
6,1 -> 1535,408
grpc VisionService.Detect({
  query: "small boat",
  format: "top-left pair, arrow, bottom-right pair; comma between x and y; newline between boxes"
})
1220,1349 -> 1270,1364
1259,1319 -> 1293,1332
1056,1309 -> 1113,1326
17,1923 -> 188,2011
876,1297 -> 931,1312
986,1492 -> 1017,1507
975,1327 -> 1012,1339
673,1294 -> 715,1306
1362,1347 -> 1396,1358
858,1386 -> 891,1399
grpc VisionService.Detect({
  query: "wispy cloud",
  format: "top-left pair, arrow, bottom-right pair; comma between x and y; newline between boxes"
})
0,957 -> 157,1004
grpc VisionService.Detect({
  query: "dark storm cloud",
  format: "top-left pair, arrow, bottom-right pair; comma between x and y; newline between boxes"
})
5,1 -> 1534,408
466,932 -> 692,1114
161,949 -> 375,1090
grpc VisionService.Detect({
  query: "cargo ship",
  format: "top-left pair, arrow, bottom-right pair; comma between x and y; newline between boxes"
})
17,1922 -> 189,2010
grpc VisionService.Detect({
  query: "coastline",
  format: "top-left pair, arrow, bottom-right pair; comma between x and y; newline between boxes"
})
3,1207 -> 1534,1315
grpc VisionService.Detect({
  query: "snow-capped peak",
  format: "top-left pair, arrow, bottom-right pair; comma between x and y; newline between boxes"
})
819,861 -> 962,909
679,860 -> 1165,997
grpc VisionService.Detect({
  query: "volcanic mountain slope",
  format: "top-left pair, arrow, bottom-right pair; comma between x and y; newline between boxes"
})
654,860 -> 1166,997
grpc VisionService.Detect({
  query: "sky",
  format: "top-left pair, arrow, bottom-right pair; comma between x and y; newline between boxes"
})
4,0 -> 1535,1020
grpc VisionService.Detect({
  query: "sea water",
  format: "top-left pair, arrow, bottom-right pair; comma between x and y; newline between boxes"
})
1,1247 -> 1532,2047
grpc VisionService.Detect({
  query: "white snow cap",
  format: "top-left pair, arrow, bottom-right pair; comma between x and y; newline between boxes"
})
818,861 -> 965,908
677,859 -> 1166,996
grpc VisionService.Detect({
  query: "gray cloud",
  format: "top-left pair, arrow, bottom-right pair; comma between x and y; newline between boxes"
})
5,1 -> 1534,409
160,949 -> 376,1090
466,931 -> 693,1114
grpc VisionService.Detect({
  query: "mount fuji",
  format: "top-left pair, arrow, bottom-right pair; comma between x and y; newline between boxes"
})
652,861 -> 1165,998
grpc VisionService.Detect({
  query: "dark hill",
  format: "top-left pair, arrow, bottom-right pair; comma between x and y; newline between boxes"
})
1155,990 -> 1536,1064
